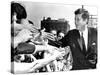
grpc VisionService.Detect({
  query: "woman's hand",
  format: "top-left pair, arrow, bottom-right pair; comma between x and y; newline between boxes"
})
17,29 -> 33,43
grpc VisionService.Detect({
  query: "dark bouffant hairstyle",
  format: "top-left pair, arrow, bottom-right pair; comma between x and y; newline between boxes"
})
11,2 -> 27,23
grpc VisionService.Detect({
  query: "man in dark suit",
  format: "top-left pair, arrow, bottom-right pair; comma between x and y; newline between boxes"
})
60,8 -> 97,70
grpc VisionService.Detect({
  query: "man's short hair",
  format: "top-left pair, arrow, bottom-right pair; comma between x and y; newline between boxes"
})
74,8 -> 89,22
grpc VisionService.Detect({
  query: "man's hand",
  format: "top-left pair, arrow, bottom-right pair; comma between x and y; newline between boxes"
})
45,44 -> 57,54
52,48 -> 66,59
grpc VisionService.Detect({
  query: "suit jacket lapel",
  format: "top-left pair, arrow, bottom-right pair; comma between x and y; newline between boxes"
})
70,29 -> 84,53
75,30 -> 83,52
76,30 -> 86,54
77,39 -> 82,49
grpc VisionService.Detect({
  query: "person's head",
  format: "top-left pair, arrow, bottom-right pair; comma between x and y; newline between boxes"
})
57,32 -> 64,40
74,8 -> 89,32
50,30 -> 57,39
11,2 -> 27,24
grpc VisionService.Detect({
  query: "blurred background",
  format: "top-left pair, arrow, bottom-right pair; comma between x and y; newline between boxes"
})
17,1 -> 98,29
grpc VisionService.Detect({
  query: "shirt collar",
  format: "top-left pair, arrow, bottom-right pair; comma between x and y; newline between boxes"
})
83,25 -> 88,36
79,25 -> 88,36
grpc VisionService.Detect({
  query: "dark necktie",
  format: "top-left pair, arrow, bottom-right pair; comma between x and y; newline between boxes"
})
80,33 -> 86,55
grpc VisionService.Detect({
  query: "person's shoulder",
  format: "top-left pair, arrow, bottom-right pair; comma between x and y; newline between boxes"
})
67,29 -> 79,35
21,19 -> 34,25
63,29 -> 79,40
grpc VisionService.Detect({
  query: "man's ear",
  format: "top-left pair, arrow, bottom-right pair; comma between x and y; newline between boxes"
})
84,19 -> 88,24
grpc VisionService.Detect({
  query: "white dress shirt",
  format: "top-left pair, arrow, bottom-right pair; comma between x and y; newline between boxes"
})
79,26 -> 88,50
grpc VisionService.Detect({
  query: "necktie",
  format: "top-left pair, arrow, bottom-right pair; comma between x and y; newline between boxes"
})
80,33 -> 86,55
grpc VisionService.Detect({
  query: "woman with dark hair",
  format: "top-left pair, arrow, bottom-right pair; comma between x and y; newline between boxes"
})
11,2 -> 36,61
11,2 -> 37,36
11,2 -> 27,24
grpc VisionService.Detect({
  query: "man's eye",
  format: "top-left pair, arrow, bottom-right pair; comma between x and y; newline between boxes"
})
75,18 -> 79,21
77,18 -> 80,21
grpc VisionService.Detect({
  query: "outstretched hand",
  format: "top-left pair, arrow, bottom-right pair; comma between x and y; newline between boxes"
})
17,29 -> 33,43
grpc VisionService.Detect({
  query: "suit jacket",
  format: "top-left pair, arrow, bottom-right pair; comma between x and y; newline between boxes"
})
60,28 -> 97,70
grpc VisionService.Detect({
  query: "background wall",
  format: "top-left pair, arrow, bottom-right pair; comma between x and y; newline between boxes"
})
17,1 -> 98,29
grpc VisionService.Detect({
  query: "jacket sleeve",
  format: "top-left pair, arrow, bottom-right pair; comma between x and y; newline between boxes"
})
15,43 -> 35,55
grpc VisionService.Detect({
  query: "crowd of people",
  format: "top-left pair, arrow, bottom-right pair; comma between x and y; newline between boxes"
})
11,2 -> 97,74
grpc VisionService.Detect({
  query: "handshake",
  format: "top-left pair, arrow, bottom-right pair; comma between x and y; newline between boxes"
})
28,45 -> 71,72
45,44 -> 70,59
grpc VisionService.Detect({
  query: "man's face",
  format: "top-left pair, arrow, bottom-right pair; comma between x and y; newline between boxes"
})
75,14 -> 87,31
